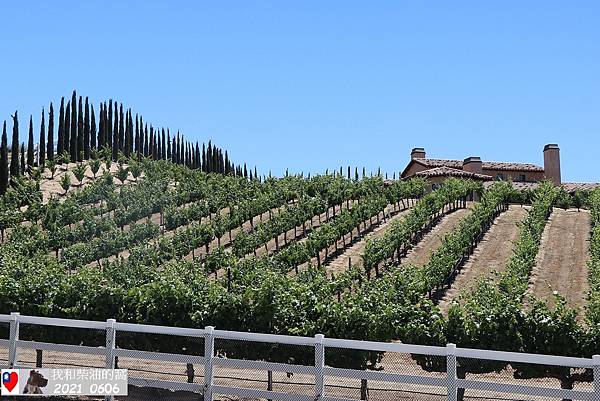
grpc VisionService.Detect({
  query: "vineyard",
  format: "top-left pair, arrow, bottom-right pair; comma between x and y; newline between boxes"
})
0,137 -> 599,391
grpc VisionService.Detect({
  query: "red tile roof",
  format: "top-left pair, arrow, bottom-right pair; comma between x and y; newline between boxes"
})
482,181 -> 600,192
412,166 -> 492,181
562,182 -> 600,192
413,158 -> 544,172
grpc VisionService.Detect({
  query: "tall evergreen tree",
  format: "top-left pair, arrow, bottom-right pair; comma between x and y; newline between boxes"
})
47,103 -> 54,161
134,114 -> 139,156
161,129 -> 166,161
206,141 -> 212,172
112,103 -> 119,160
26,115 -> 34,169
77,96 -> 84,161
143,125 -> 149,157
98,103 -> 105,149
70,91 -> 77,162
64,102 -> 71,157
90,104 -> 96,151
166,130 -> 171,161
0,122 -> 8,194
107,100 -> 113,151
84,97 -> 90,159
39,109 -> 46,167
10,111 -> 20,177
57,98 -> 65,156
20,144 -> 25,175
118,104 -> 124,154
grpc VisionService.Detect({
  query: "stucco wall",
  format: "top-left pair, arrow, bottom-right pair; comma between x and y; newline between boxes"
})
481,169 -> 545,182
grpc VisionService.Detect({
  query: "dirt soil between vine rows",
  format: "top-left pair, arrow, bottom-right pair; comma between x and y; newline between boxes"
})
527,208 -> 592,314
438,205 -> 529,315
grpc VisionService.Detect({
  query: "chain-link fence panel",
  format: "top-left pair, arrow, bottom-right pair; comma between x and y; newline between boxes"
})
16,323 -> 106,370
0,320 -> 9,367
324,347 -> 448,401
456,356 -> 595,400
212,338 -> 316,399
114,331 -> 205,401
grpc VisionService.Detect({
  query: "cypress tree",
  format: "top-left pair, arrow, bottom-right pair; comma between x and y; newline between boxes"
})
39,109 -> 46,167
134,114 -> 139,156
84,97 -> 90,159
0,122 -> 8,194
20,144 -> 25,175
153,129 -> 159,160
143,125 -> 149,157
138,116 -> 144,156
166,130 -> 171,161
64,102 -> 71,157
107,100 -> 113,152
243,163 -> 247,178
161,129 -> 166,161
77,96 -> 84,161
118,104 -> 124,154
202,143 -> 206,172
148,125 -> 153,158
128,111 -> 134,156
47,103 -> 54,161
112,103 -> 119,160
26,116 -> 34,169
57,99 -> 64,156
206,141 -> 212,172
195,142 -> 200,170
10,111 -> 20,177
70,91 -> 77,162
98,103 -> 105,149
254,166 -> 258,180
57,99 -> 64,157
171,136 -> 176,163
90,104 -> 96,151
123,111 -> 129,158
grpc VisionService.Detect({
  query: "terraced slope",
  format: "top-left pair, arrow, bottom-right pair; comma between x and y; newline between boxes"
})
438,205 -> 529,314
401,206 -> 473,267
527,208 -> 591,312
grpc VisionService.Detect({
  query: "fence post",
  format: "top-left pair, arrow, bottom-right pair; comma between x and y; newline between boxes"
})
314,334 -> 325,401
204,326 -> 215,401
593,355 -> 600,400
446,343 -> 457,401
105,318 -> 116,401
8,312 -> 20,368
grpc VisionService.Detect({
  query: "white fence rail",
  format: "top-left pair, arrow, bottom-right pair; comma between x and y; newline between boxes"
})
0,312 -> 599,400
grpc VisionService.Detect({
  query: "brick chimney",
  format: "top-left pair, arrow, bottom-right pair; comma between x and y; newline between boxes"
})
543,144 -> 561,185
463,156 -> 483,175
411,147 -> 426,160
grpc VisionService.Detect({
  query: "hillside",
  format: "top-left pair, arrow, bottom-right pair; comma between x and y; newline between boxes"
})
1,159 -> 600,395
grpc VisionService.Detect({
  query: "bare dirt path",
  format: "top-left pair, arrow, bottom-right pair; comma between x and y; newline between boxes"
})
527,208 -> 591,313
324,206 -> 412,275
438,205 -> 529,315
401,206 -> 473,268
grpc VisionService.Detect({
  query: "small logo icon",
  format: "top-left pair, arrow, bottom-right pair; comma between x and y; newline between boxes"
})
1,369 -> 20,395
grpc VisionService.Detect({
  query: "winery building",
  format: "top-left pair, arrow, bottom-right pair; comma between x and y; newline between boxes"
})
400,144 -> 597,192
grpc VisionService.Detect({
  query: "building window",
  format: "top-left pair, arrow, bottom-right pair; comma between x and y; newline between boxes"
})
518,174 -> 526,182
495,174 -> 505,181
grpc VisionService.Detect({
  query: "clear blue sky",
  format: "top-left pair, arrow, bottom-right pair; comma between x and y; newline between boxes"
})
1,1 -> 598,182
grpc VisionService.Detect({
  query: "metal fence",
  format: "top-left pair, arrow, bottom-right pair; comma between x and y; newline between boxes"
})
1,312 -> 599,400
